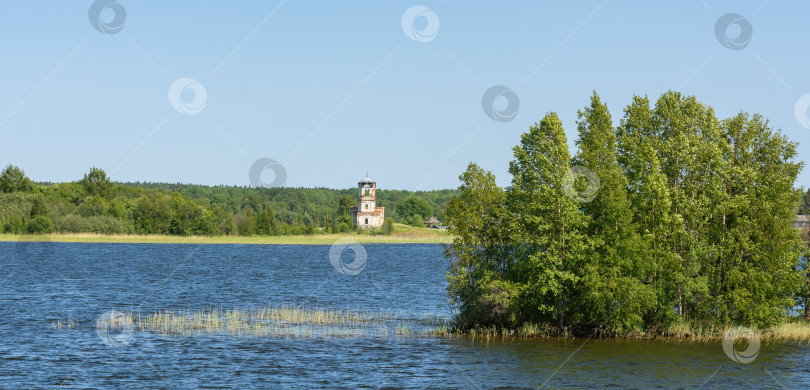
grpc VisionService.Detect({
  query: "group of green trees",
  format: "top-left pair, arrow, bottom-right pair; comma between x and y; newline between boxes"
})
397,197 -> 434,227
444,91 -> 805,334
0,165 -> 454,236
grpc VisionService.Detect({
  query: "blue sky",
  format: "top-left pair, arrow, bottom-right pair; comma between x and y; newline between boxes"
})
1,1 -> 808,190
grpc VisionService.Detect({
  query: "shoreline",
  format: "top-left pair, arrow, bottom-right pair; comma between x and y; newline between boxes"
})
0,231 -> 453,245
442,320 -> 810,343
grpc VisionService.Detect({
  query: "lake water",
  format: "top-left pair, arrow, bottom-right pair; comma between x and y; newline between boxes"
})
1,242 -> 808,389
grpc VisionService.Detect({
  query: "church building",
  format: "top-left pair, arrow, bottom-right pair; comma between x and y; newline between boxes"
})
350,174 -> 384,229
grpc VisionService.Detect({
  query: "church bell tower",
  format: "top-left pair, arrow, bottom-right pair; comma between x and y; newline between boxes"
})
350,173 -> 385,228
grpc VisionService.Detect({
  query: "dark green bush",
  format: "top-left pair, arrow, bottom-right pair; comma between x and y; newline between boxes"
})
55,215 -> 126,234
26,216 -> 53,233
407,215 -> 423,228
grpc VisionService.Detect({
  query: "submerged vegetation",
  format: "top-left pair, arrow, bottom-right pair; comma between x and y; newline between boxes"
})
81,306 -> 449,340
50,316 -> 77,330
444,91 -> 808,337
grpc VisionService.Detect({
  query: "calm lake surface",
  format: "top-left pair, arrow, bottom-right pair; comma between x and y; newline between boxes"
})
1,242 -> 808,389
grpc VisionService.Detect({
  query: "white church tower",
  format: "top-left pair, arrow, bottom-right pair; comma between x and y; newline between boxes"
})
350,173 -> 385,229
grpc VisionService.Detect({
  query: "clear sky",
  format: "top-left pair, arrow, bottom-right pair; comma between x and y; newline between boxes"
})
1,0 -> 808,190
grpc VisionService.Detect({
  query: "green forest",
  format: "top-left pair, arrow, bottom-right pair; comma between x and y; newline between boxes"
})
0,166 -> 456,236
444,90 -> 809,335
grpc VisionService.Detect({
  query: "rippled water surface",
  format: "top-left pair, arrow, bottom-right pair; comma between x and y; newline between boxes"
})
1,242 -> 808,389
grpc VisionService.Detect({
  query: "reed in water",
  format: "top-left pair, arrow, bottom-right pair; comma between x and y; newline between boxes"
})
77,305 -> 449,340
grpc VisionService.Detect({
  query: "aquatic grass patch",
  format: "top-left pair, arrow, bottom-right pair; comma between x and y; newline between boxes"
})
623,319 -> 810,343
437,319 -> 810,343
136,306 -> 450,339
55,305 -> 451,340
50,316 -> 77,329
763,320 -> 810,342
660,319 -> 810,344
430,323 -> 577,341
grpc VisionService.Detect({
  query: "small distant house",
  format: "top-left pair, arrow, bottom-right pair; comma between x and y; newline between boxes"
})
794,215 -> 810,229
424,217 -> 441,228
350,174 -> 385,229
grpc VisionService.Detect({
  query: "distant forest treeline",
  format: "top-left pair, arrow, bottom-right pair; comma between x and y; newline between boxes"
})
0,165 -> 456,236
